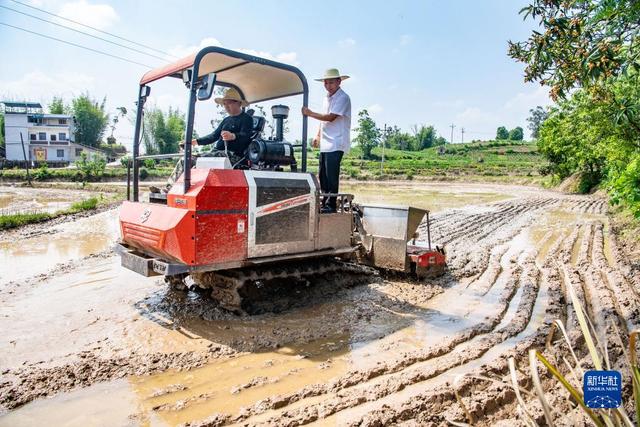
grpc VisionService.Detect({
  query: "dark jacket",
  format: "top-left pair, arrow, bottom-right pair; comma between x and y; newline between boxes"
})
196,112 -> 253,156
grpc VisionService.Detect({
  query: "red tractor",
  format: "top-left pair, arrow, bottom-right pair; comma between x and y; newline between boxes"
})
116,46 -> 445,313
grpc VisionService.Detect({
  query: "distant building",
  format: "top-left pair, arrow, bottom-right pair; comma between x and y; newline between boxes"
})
1,101 -> 104,163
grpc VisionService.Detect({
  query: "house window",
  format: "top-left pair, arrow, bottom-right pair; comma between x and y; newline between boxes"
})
30,134 -> 36,140
57,149 -> 64,158
58,119 -> 67,125
75,148 -> 83,156
51,134 -> 57,141
38,132 -> 47,141
59,132 -> 67,141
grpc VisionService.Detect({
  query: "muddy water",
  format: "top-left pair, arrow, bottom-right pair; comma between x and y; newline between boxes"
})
0,209 -> 119,285
0,183 -> 615,426
342,181 -> 517,213
0,186 -> 93,214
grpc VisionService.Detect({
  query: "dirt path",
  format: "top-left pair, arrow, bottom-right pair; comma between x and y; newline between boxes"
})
0,183 -> 638,426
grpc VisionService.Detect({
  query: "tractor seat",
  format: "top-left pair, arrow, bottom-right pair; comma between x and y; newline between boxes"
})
251,116 -> 266,139
246,108 -> 266,140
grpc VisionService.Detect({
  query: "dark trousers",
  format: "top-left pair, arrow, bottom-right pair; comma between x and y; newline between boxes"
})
319,150 -> 344,210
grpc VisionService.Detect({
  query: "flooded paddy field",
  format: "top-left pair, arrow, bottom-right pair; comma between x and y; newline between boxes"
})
0,182 -> 638,426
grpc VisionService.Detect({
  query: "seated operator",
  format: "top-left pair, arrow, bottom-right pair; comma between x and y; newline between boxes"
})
190,87 -> 253,156
150,88 -> 253,193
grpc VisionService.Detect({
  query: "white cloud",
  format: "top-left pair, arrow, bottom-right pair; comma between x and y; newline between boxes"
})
168,37 -> 223,58
338,38 -> 356,48
367,103 -> 383,114
503,85 -> 553,112
57,0 -> 119,30
400,34 -> 412,46
0,71 -> 95,103
452,86 -> 553,139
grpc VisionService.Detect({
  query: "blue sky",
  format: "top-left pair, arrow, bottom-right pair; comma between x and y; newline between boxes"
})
0,0 -> 551,149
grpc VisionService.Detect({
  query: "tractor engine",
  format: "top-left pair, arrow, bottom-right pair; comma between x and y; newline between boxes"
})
248,104 -> 296,171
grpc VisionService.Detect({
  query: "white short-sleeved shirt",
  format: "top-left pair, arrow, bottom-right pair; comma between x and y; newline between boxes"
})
320,87 -> 351,154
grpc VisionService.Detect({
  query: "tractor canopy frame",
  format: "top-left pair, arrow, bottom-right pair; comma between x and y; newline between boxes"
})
131,46 -> 310,201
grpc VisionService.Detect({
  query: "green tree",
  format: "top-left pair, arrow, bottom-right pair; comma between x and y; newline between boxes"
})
48,97 -> 67,114
527,106 -> 548,139
508,0 -> 640,100
538,89 -> 611,192
509,126 -> 524,141
510,0 -> 640,214
354,109 -> 380,159
496,126 -> 509,140
71,93 -> 109,147
434,136 -> 447,146
412,124 -> 437,150
142,107 -> 186,154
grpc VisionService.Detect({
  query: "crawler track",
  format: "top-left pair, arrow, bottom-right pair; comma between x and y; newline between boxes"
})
190,259 -> 378,314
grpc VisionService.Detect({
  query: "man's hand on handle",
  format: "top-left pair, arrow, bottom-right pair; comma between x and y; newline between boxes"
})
221,131 -> 236,141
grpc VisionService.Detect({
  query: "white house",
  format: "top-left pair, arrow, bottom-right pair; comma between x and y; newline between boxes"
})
1,101 -> 104,163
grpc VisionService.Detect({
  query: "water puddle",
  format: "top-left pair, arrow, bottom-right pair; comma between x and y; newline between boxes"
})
342,182 -> 513,213
0,186 -> 94,214
0,209 -> 119,285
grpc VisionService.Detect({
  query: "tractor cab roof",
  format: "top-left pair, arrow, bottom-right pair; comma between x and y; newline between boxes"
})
140,46 -> 307,104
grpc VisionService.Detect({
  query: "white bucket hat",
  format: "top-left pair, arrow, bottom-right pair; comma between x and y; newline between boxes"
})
314,68 -> 350,82
214,88 -> 249,107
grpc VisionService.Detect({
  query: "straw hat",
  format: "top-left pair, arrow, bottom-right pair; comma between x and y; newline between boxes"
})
314,68 -> 350,82
215,88 -> 249,107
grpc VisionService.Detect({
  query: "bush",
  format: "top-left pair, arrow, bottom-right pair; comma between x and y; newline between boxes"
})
577,172 -> 600,194
33,164 -> 51,181
75,153 -> 106,183
139,167 -> 148,180
608,154 -> 640,218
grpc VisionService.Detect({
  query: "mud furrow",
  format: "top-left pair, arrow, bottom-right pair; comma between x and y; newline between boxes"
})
591,222 -> 640,330
433,205 -> 519,245
465,244 -> 508,294
345,256 -> 559,427
441,199 -> 559,278
231,258 -> 539,426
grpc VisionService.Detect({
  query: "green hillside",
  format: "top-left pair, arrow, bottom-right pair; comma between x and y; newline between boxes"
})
303,140 -> 546,182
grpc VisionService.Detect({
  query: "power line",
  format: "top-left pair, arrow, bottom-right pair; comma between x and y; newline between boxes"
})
1,5 -> 171,63
0,22 -> 153,68
8,0 -> 178,59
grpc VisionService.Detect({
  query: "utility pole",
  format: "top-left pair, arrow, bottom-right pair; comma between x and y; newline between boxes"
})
461,127 -> 465,143
381,123 -> 386,172
449,123 -> 455,144
19,132 -> 32,186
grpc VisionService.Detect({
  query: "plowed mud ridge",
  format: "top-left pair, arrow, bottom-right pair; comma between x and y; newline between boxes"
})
1,187 -> 639,426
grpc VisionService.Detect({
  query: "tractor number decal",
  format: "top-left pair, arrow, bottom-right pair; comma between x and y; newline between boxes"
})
255,194 -> 311,217
237,220 -> 246,233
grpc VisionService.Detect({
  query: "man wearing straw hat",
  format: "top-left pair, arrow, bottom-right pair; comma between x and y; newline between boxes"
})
302,68 -> 352,214
192,87 -> 253,156
151,88 -> 253,193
